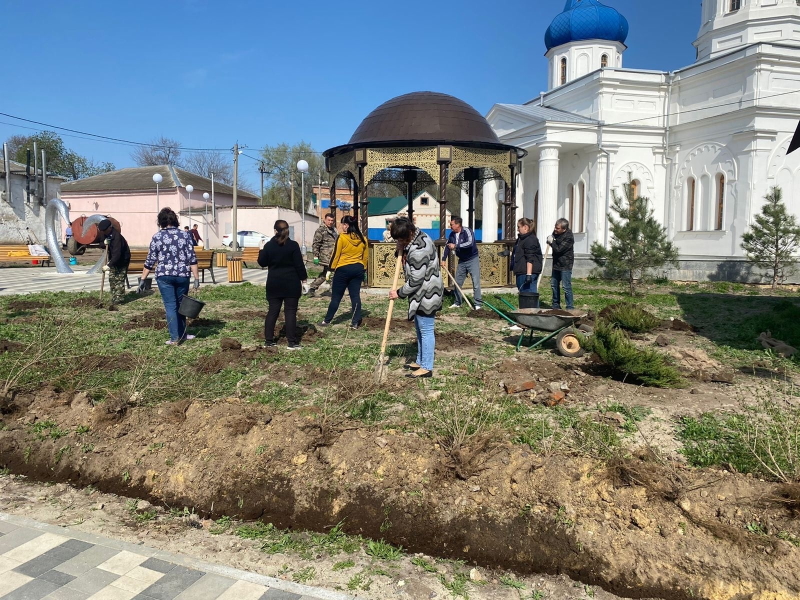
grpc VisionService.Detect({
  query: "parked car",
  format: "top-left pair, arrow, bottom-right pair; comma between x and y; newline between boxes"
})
221,230 -> 269,248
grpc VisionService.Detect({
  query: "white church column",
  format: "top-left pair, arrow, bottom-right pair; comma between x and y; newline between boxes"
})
460,187 -> 469,222
482,180 -> 500,242
538,143 -> 561,248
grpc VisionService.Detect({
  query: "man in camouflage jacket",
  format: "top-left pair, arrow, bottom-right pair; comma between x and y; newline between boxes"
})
308,213 -> 338,296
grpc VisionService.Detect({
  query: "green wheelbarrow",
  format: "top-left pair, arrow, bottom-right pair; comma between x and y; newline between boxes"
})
507,308 -> 591,357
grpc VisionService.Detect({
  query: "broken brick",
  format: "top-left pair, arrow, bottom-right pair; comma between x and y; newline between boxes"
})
505,380 -> 537,394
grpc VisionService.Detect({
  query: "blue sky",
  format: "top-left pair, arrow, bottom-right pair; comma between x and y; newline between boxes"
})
2,0 -> 699,187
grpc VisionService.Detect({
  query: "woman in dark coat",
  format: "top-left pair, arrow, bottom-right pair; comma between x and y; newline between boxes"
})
257,220 -> 308,350
512,217 -> 543,294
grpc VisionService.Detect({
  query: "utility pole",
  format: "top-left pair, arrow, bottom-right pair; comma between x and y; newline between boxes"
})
232,143 -> 239,251
259,162 -> 268,205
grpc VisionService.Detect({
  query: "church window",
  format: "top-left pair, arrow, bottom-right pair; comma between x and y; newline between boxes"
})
560,58 -> 567,85
729,0 -> 741,12
687,178 -> 696,231
630,179 -> 640,201
716,174 -> 725,230
578,181 -> 585,233
568,184 -> 575,226
601,54 -> 608,69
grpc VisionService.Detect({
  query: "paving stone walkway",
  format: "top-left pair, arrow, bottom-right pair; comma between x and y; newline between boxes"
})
0,513 -> 352,600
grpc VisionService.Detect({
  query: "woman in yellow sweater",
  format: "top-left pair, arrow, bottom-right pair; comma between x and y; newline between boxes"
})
320,215 -> 369,329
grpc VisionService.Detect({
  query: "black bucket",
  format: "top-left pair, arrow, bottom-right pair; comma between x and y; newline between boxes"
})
137,277 -> 153,291
519,292 -> 540,309
178,295 -> 205,318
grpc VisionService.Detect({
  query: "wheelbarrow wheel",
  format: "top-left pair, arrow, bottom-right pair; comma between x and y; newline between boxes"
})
556,327 -> 585,358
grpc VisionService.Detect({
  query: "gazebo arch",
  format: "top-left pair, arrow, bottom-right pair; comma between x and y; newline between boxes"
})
323,91 -> 526,287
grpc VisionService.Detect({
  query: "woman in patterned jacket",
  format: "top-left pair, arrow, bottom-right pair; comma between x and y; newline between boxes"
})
139,208 -> 199,345
388,217 -> 443,378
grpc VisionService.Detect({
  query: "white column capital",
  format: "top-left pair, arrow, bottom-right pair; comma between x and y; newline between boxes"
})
538,142 -> 561,161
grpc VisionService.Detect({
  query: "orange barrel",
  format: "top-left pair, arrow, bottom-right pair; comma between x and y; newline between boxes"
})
71,216 -> 121,245
216,252 -> 227,267
227,257 -> 243,283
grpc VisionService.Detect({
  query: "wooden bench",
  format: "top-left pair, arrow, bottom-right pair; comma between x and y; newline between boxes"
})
0,245 -> 51,266
239,247 -> 262,268
125,249 -> 216,288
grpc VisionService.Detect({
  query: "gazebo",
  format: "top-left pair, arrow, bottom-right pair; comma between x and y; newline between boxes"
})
323,91 -> 527,287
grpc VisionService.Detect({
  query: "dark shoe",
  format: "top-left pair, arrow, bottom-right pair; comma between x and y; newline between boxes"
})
287,343 -> 303,350
406,368 -> 432,379
263,341 -> 277,348
318,320 -> 330,327
350,319 -> 363,330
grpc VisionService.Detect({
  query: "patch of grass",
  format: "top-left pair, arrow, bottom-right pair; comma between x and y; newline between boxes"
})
583,321 -> 684,388
54,445 -> 71,464
332,559 -> 355,571
499,574 -> 525,589
411,557 -> 438,573
599,303 -> 662,333
235,522 -> 276,539
439,572 -> 470,598
349,391 -> 391,424
30,420 -> 69,440
365,539 -> 404,560
292,567 -> 315,583
209,516 -> 232,534
75,425 -> 90,435
678,396 -> 800,482
599,402 -> 652,433
251,383 -> 298,411
347,571 -> 373,591
778,531 -> 800,546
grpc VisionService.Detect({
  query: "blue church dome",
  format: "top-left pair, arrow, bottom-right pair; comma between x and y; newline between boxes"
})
545,0 -> 629,51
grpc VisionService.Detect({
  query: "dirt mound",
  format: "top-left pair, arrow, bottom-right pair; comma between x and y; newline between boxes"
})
7,300 -> 53,311
76,354 -> 135,372
255,322 -> 326,342
187,318 -> 225,328
72,298 -> 106,309
228,310 -> 264,320
466,309 -> 502,320
0,339 -> 24,353
1,388 -> 798,599
437,331 -> 481,346
360,316 -> 414,329
122,309 -> 167,330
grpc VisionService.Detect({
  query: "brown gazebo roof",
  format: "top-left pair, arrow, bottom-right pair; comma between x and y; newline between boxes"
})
324,91 -> 524,157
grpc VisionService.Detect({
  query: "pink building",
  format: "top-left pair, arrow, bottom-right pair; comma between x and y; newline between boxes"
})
60,166 -> 260,248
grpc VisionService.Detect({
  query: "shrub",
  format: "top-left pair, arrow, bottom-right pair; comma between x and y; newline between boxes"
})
598,303 -> 662,333
584,321 -> 684,388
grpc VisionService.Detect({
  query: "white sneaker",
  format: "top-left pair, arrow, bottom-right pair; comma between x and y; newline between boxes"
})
449,303 -> 462,309
474,305 -> 482,310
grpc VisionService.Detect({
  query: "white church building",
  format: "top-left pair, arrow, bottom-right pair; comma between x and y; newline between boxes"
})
486,0 -> 800,281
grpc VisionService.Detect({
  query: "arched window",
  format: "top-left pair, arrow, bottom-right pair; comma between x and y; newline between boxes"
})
578,181 -> 585,233
729,0 -> 741,12
560,58 -> 567,85
716,174 -> 725,230
687,177 -> 696,231
568,184 -> 575,226
630,179 -> 640,201
601,54 -> 609,69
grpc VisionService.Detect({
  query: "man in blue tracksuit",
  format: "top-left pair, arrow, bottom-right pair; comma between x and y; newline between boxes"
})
441,216 -> 482,309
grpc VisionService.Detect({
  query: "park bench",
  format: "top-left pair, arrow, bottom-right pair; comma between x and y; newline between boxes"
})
240,247 -> 263,268
0,245 -> 51,267
125,249 -> 216,288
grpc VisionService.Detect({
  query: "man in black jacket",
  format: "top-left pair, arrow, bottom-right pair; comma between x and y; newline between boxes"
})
99,219 -> 131,306
547,218 -> 574,310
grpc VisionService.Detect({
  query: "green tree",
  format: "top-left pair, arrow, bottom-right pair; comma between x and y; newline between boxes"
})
590,177 -> 678,295
7,131 -> 115,180
741,186 -> 800,289
259,142 -> 323,208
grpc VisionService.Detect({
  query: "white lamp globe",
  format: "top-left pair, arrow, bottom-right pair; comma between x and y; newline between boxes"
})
153,173 -> 163,184
186,185 -> 194,193
296,159 -> 309,173
203,192 -> 210,200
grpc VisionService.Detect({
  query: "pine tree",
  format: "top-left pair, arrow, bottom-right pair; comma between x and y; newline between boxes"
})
590,178 -> 678,295
741,186 -> 800,289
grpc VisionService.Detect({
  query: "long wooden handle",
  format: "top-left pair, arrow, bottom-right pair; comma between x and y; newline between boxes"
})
445,267 -> 474,310
380,255 -> 403,356
537,243 -> 550,289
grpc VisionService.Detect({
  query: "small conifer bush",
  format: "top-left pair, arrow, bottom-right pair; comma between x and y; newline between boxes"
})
598,303 -> 663,333
585,321 -> 684,388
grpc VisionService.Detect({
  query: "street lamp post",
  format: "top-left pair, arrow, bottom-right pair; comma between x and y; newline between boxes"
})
203,192 -> 210,247
297,159 -> 309,258
186,185 -> 194,229
153,173 -> 162,212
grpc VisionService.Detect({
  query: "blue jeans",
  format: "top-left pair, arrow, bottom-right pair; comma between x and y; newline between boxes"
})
454,255 -> 482,307
324,263 -> 364,325
157,275 -> 190,341
414,314 -> 436,371
551,270 -> 574,309
516,274 -> 539,294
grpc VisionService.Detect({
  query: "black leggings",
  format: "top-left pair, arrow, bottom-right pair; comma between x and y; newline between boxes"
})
265,296 -> 300,344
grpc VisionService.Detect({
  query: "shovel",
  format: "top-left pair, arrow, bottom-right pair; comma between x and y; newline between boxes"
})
443,267 -> 474,311
99,249 -> 108,305
375,253 -> 403,383
538,243 -> 550,289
